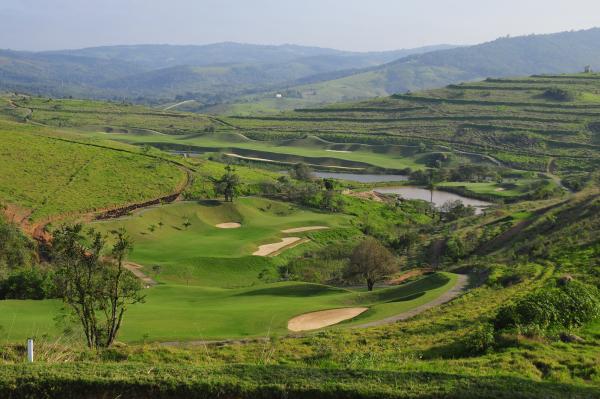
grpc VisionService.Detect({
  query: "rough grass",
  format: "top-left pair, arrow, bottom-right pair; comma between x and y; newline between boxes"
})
0,119 -> 185,221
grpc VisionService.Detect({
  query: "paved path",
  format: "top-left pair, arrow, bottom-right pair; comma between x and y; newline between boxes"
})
353,274 -> 469,328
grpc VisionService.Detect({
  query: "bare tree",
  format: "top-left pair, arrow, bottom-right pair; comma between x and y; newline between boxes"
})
344,237 -> 398,291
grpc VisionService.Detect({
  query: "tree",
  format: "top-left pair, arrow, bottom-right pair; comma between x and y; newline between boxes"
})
52,224 -> 143,349
214,165 -> 240,202
0,213 -> 35,272
440,200 -> 476,221
344,237 -> 398,291
290,163 -> 314,181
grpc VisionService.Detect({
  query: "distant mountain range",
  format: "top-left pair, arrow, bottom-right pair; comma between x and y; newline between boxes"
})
0,43 -> 454,104
1,28 -> 600,113
220,28 -> 600,114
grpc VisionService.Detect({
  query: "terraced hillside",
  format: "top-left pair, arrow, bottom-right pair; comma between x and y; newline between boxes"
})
223,74 -> 600,178
7,73 -> 598,182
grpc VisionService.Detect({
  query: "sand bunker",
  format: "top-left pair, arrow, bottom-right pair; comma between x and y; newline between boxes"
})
215,222 -> 242,229
253,237 -> 303,256
288,307 -> 369,331
281,226 -> 329,233
325,149 -> 352,153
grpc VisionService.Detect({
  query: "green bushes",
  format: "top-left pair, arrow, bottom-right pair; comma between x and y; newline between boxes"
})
0,214 -> 35,272
0,268 -> 56,300
494,280 -> 600,335
542,87 -> 576,102
464,323 -> 496,355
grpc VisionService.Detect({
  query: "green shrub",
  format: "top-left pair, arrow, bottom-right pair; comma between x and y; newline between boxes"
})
0,267 -> 56,300
542,87 -> 576,101
0,215 -> 35,271
494,280 -> 600,335
464,323 -> 496,355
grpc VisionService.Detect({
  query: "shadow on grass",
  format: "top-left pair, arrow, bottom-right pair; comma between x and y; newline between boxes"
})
356,273 -> 450,305
235,283 -> 345,298
386,291 -> 425,303
195,199 -> 222,207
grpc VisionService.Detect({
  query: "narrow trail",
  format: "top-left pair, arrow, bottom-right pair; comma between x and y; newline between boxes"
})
353,274 -> 469,328
124,262 -> 158,287
163,100 -> 195,111
546,157 -> 571,192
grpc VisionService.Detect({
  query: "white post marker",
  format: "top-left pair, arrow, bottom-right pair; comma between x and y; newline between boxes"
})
27,339 -> 34,363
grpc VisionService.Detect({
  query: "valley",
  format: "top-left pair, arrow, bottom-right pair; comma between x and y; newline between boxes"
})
0,69 -> 599,398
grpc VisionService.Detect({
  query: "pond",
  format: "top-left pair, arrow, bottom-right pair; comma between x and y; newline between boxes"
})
374,186 -> 492,213
314,172 -> 409,183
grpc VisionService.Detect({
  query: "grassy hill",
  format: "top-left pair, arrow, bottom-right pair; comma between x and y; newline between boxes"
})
7,28 -> 600,112
222,28 -> 600,113
0,117 -> 186,222
6,72 -> 600,200
220,73 -> 600,180
0,70 -> 599,398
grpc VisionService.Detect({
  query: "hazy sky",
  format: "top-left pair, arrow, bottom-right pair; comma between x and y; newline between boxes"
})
1,0 -> 599,52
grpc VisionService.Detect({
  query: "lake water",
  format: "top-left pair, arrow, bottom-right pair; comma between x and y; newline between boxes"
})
314,172 -> 409,183
374,186 -> 492,213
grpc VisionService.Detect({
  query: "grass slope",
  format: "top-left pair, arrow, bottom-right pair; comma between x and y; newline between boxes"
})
0,118 -> 185,221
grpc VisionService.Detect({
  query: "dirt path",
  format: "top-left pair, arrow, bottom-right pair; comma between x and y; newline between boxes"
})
124,262 -> 157,287
353,274 -> 469,328
281,226 -> 328,233
288,308 -> 368,332
546,157 -> 571,192
253,237 -> 306,256
163,100 -> 195,111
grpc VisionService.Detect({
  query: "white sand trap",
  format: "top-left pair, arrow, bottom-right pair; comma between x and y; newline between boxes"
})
216,222 -> 242,229
326,149 -> 352,153
288,307 -> 369,331
281,226 -> 329,233
494,188 -> 506,192
253,237 -> 303,256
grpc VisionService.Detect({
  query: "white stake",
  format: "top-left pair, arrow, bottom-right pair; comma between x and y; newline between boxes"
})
27,339 -> 34,363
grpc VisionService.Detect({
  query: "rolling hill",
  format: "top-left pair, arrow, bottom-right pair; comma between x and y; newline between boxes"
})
0,43 -> 454,105
221,28 -> 600,113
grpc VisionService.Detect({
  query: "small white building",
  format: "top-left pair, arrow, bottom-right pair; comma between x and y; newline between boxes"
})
275,93 -> 283,99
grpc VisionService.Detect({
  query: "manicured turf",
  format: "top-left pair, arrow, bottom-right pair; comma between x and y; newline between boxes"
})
0,273 -> 458,342
87,130 -> 428,170
91,198 -> 351,285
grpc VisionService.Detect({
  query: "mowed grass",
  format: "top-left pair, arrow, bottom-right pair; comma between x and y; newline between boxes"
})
0,273 -> 458,342
0,119 -> 185,220
86,130 -> 427,171
0,197 -> 459,342
91,198 -> 351,285
438,179 -> 548,198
